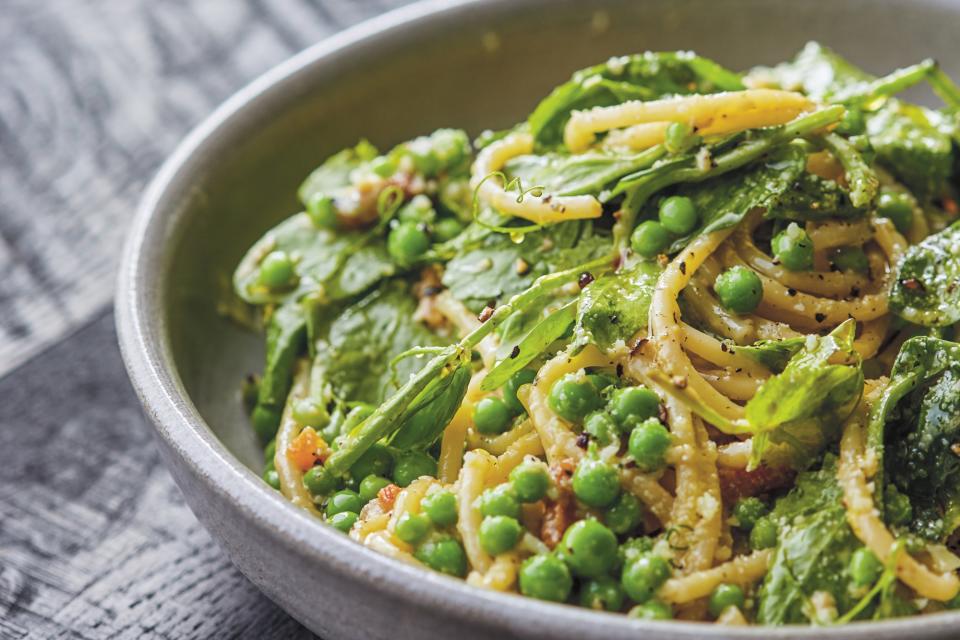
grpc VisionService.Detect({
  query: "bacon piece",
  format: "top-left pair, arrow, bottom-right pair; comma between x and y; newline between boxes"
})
541,460 -> 577,549
718,464 -> 794,503
377,483 -> 402,511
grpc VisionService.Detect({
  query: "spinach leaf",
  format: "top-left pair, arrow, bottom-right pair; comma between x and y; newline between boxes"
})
867,101 -> 954,202
878,337 -> 960,540
751,41 -> 871,101
731,336 -> 806,372
764,171 -> 865,222
252,300 -> 307,437
529,51 -> 743,148
757,457 -> 862,624
890,220 -> 960,327
233,213 -> 395,305
389,364 -> 471,450
442,222 -> 611,312
503,148 -> 663,196
298,139 -> 378,207
634,143 -> 808,254
317,281 -> 450,405
573,261 -> 661,351
746,320 -> 863,469
481,300 -> 577,392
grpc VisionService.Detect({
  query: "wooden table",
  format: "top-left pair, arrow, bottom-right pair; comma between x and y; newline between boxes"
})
0,2 -> 408,637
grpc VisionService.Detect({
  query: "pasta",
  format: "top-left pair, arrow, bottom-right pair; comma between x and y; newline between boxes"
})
234,43 -> 960,625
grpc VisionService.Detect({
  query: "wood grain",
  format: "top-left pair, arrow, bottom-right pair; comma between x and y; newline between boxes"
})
0,1 -> 410,637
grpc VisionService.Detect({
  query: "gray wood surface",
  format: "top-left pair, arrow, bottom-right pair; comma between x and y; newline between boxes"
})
0,1 -> 409,637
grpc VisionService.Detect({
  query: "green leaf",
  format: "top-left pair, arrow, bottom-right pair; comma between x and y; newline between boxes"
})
441,222 -> 611,312
389,365 -> 471,450
252,299 -> 308,432
574,261 -> 661,351
529,51 -> 743,148
877,337 -> 960,540
731,337 -> 806,372
764,171 -> 865,222
867,101 -> 953,202
298,139 -> 378,206
890,220 -> 960,327
757,457 -> 863,624
746,320 -> 864,469
233,213 -> 395,305
481,300 -> 577,392
503,148 -> 664,196
751,41 -> 872,101
317,281 -> 451,405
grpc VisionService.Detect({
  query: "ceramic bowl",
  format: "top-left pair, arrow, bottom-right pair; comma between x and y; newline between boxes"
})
117,0 -> 960,637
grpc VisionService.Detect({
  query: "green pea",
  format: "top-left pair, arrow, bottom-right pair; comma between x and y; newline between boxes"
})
479,515 -> 523,555
263,467 -> 280,490
392,451 -> 437,487
473,397 -> 512,435
619,536 -> 655,565
252,405 -> 281,442
359,474 -> 391,503
303,465 -> 339,496
548,373 -> 604,423
750,517 -> 778,550
387,221 -> 430,267
772,223 -> 814,271
350,442 -> 394,482
831,246 -> 869,274
292,398 -> 329,427
327,511 -> 358,533
414,536 -> 467,577
519,554 -> 573,602
708,583 -> 745,617
580,577 -> 625,611
558,519 -> 619,578
630,220 -> 672,259
628,418 -> 671,472
715,266 -> 763,314
509,460 -> 551,503
396,512 -> 432,545
503,369 -> 536,416
664,121 -> 699,154
477,484 -> 521,519
433,217 -> 464,242
658,196 -> 698,235
264,439 -> 277,464
587,373 -> 618,392
885,484 -> 913,526
398,195 -> 436,224
733,497 -> 768,530
877,189 -> 914,234
572,457 -> 621,508
583,411 -> 618,446
606,492 -> 644,536
608,386 -> 660,429
849,547 -> 882,586
307,193 -> 338,229
258,250 -> 297,289
628,599 -> 673,620
325,489 -> 362,517
422,490 -> 458,527
621,553 -> 671,603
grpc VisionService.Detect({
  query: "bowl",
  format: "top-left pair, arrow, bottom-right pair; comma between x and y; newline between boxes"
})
116,0 -> 960,637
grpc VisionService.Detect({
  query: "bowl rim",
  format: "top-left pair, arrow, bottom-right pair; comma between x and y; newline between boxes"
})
115,0 -> 960,637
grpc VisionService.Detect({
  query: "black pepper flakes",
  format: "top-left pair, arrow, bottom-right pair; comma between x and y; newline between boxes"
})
509,345 -> 520,359
575,433 -> 589,449
787,288 -> 797,297
679,261 -> 687,275
578,272 -> 595,288
815,312 -> 826,323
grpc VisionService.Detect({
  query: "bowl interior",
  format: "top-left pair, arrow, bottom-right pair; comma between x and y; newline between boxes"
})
166,0 -> 958,471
